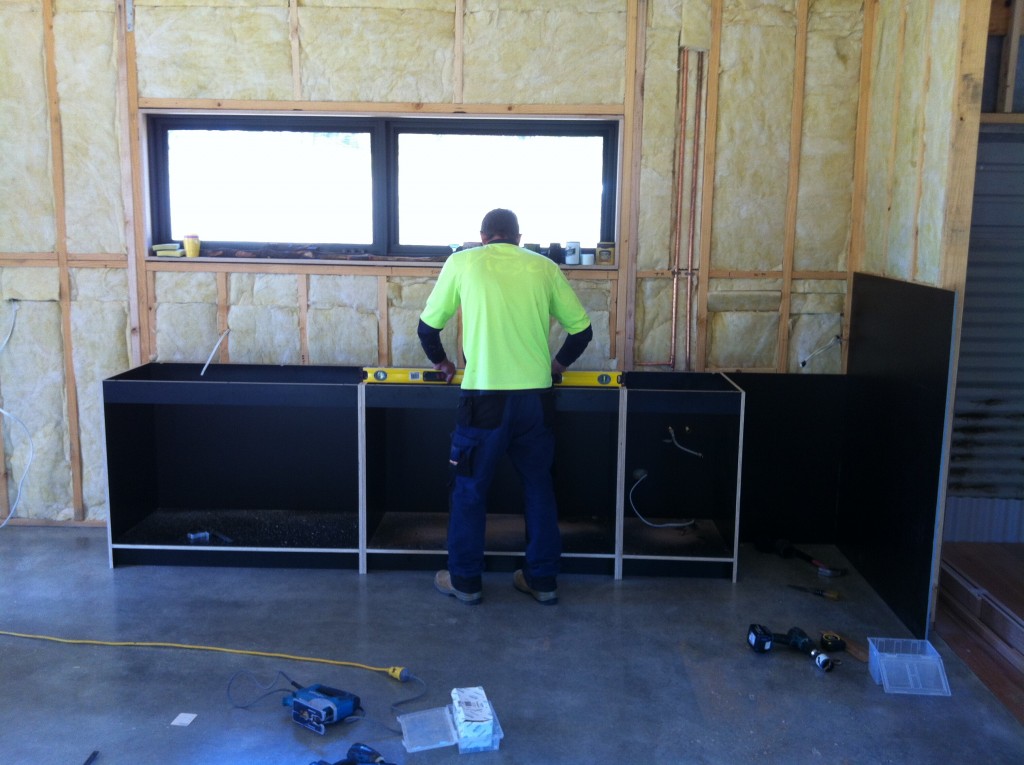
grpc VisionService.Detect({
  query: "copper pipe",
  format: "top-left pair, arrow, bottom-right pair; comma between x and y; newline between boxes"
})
663,46 -> 689,368
638,48 -> 705,370
684,51 -> 705,371
638,48 -> 689,368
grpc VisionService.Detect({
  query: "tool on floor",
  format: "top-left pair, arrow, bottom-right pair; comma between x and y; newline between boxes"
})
820,630 -> 868,662
362,367 -> 620,388
310,742 -> 396,765
283,684 -> 361,735
820,631 -> 846,651
780,627 -> 834,671
759,539 -> 848,577
788,584 -> 841,600
747,623 -> 774,652
82,752 -> 99,765
186,529 -> 233,545
747,624 -> 834,671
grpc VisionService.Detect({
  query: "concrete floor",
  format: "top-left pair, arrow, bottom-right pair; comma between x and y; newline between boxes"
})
1,526 -> 1022,765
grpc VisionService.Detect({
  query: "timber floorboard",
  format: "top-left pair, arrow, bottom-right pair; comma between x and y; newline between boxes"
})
936,542 -> 1024,726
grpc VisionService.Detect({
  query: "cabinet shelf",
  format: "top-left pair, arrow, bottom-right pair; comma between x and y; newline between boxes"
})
112,508 -> 360,549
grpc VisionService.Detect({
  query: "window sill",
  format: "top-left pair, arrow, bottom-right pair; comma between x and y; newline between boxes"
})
144,252 -> 619,272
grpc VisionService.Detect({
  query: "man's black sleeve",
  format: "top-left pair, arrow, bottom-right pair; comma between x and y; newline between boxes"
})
417,319 -> 447,364
554,324 -> 593,368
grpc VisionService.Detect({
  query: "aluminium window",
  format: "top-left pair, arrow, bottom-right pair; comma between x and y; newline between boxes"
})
146,114 -> 619,260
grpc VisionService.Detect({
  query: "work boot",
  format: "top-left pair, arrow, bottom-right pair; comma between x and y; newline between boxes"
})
513,569 -> 558,605
434,570 -> 482,605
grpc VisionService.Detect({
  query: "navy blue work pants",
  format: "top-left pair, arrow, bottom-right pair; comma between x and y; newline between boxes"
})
446,390 -> 560,593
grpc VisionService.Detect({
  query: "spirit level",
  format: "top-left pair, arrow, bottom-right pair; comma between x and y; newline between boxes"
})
363,367 -> 462,384
362,368 -> 621,388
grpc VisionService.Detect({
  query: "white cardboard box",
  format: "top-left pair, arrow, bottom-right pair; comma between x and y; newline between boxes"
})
451,686 -> 493,741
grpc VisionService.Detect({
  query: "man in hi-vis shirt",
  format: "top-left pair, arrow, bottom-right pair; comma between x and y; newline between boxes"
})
418,209 -> 592,605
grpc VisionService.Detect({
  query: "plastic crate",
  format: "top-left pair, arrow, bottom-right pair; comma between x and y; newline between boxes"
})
868,637 -> 950,696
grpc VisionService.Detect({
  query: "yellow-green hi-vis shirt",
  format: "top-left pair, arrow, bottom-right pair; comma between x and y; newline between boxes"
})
420,243 -> 591,391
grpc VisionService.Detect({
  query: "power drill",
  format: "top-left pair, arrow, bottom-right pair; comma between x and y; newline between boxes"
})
747,624 -> 834,671
311,742 -> 395,765
779,626 -> 834,671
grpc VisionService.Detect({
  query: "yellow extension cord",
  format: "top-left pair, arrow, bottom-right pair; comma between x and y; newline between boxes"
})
0,629 -> 409,682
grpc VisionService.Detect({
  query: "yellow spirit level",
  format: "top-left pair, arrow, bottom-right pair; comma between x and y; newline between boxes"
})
362,368 -> 621,388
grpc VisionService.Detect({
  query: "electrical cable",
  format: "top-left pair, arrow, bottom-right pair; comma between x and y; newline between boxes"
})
375,672 -> 430,735
0,408 -> 33,530
663,426 -> 702,458
227,669 -> 300,709
628,471 -> 695,529
0,302 -> 18,353
200,328 -> 231,376
630,424 -> 702,528
389,673 -> 427,716
2,630 -> 421,739
0,302 -> 35,530
800,334 -> 842,368
0,629 -> 411,681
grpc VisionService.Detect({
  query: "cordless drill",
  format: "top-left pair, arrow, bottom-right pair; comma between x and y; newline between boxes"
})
747,624 -> 834,671
311,742 -> 396,765
777,626 -> 834,671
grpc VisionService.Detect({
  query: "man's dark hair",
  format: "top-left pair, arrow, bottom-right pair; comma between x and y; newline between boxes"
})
481,208 -> 519,239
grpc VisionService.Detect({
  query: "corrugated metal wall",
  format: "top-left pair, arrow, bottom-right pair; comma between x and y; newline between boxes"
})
946,124 -> 1024,540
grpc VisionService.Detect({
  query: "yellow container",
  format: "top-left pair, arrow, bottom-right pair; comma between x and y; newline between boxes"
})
595,242 -> 615,265
183,235 -> 200,258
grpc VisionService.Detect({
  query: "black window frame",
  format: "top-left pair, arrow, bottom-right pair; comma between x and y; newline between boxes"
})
146,113 -> 619,260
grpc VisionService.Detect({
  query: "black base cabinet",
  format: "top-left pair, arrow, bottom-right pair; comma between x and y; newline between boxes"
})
619,372 -> 744,579
103,363 -> 362,568
362,382 -> 623,576
103,366 -> 743,579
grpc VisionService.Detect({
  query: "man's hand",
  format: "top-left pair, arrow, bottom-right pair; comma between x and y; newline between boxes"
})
551,359 -> 567,376
433,358 -> 457,383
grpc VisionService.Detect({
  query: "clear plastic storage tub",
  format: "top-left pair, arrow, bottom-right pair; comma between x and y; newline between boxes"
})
868,637 -> 950,696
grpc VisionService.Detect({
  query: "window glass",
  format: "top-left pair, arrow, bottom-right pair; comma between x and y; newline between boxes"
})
397,133 -> 606,248
167,129 -> 373,243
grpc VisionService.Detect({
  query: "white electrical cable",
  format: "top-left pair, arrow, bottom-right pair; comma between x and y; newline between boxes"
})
0,302 -> 34,528
0,302 -> 18,353
0,407 -> 35,528
664,426 -> 703,458
628,473 -> 695,529
200,328 -> 231,376
800,334 -> 842,368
